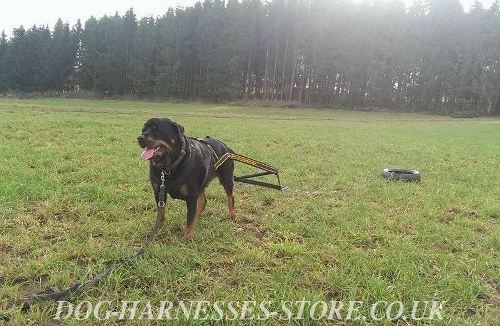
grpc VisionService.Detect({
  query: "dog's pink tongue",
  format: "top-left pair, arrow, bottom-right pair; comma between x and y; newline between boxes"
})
141,148 -> 155,160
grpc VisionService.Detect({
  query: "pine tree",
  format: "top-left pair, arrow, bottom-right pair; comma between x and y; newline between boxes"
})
0,31 -> 8,93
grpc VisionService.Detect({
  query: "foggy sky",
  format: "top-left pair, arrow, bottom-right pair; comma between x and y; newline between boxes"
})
1,0 -> 495,37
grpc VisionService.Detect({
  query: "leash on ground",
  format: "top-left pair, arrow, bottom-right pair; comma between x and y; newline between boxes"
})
22,192 -> 167,312
22,148 -> 290,312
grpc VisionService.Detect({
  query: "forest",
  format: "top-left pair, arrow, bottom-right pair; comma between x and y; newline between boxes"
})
0,0 -> 499,115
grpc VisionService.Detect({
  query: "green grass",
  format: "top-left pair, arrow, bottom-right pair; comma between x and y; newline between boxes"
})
0,98 -> 499,324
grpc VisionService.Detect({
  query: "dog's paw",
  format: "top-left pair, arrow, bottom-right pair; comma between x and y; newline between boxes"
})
183,227 -> 195,240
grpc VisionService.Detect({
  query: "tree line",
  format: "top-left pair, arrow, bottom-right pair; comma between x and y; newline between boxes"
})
0,0 -> 499,115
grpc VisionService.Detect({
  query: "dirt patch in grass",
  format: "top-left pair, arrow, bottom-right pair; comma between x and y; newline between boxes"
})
207,259 -> 236,278
439,207 -> 462,224
312,277 -> 342,301
0,241 -> 13,255
353,234 -> 387,250
67,252 -> 97,266
235,216 -> 267,246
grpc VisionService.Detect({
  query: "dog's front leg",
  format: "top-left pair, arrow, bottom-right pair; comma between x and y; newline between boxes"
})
184,196 -> 198,239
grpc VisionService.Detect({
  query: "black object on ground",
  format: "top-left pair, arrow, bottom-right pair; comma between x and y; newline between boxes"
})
383,168 -> 421,182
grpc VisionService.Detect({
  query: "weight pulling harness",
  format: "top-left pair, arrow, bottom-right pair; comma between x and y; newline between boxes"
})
157,138 -> 284,208
202,139 -> 284,193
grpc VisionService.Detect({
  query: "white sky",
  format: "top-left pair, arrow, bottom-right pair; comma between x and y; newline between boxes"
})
0,0 -> 495,36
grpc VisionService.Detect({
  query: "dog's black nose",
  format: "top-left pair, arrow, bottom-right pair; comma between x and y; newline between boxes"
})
137,135 -> 145,142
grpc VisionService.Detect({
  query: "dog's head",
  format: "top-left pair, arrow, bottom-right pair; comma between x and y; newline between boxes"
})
137,118 -> 185,162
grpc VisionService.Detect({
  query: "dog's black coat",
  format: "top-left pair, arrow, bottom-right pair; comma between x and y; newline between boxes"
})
138,118 -> 236,237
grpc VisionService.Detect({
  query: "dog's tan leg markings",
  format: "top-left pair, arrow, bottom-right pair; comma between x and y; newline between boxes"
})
179,184 -> 189,197
184,191 -> 206,239
227,193 -> 236,220
197,190 -> 207,217
184,224 -> 194,239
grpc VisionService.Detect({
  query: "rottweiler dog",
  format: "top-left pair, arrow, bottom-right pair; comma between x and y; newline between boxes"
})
137,118 -> 236,238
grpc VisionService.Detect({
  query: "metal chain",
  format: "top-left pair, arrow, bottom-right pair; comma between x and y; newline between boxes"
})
280,187 -> 347,196
158,170 -> 169,208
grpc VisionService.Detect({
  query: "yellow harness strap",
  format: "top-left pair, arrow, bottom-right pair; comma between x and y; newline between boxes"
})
202,139 -> 278,174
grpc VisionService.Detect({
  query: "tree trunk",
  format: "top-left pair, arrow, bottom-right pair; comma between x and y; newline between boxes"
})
244,57 -> 252,101
280,34 -> 289,101
288,39 -> 298,102
263,32 -> 270,100
271,39 -> 279,101
298,64 -> 307,104
306,37 -> 318,106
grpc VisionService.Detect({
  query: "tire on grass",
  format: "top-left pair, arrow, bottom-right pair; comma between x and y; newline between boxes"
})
382,168 -> 421,182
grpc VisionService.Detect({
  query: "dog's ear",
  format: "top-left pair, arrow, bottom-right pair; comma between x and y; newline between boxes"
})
162,118 -> 185,136
175,123 -> 185,135
172,121 -> 184,137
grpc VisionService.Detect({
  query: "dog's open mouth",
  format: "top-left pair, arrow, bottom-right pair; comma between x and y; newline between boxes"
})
141,146 -> 166,160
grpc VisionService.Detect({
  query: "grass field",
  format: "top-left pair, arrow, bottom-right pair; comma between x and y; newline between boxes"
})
0,98 -> 499,324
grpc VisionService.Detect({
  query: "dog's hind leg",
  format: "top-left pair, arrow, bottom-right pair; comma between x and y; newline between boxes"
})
217,161 -> 236,220
226,192 -> 236,220
184,198 -> 197,239
197,190 -> 207,216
